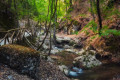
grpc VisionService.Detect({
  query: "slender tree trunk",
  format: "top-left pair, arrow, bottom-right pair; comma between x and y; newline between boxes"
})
37,0 -> 53,51
8,0 -> 12,8
96,0 -> 102,35
49,28 -> 52,55
90,0 -> 95,21
53,0 -> 58,45
70,0 -> 72,8
14,0 -> 19,28
53,14 -> 57,44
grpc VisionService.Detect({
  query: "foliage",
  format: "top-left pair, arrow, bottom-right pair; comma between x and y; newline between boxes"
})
82,20 -> 120,37
82,20 -> 98,33
72,31 -> 79,35
9,0 -> 70,23
101,26 -> 120,36
89,0 -> 119,19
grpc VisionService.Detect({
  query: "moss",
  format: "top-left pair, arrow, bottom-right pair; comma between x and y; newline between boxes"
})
1,44 -> 38,55
0,44 -> 40,79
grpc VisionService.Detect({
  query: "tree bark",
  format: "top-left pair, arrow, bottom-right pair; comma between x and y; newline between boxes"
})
96,0 -> 102,35
70,0 -> 72,8
90,0 -> 95,21
53,0 -> 58,45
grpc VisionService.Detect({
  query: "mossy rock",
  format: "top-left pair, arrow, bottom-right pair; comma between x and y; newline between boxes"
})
0,44 -> 40,79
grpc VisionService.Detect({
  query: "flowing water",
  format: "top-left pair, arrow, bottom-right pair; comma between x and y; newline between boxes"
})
69,64 -> 120,80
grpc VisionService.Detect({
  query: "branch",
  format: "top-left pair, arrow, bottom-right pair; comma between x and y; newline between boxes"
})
0,28 -> 27,33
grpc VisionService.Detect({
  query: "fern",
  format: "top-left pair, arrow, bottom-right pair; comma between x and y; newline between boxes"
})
101,27 -> 120,36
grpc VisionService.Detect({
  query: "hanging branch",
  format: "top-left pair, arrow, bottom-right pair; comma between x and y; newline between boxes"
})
10,31 -> 15,43
0,28 -> 26,33
37,0 -> 53,51
0,33 -> 8,45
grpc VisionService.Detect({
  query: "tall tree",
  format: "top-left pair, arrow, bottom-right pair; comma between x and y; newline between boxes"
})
70,0 -> 72,8
90,0 -> 95,21
96,0 -> 102,35
53,0 -> 58,45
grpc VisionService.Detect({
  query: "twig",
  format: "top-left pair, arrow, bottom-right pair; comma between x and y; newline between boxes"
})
0,33 -> 8,44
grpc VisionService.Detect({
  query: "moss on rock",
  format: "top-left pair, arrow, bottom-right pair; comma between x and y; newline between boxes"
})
0,44 -> 40,79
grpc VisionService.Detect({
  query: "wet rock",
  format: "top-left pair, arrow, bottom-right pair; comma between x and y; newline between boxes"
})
74,50 -> 102,68
59,65 -> 83,77
7,75 -> 14,80
59,65 -> 68,72
64,45 -> 71,49
65,49 -> 79,54
56,37 -> 71,44
73,44 -> 82,49
51,49 -> 59,54
0,63 -> 33,80
77,49 -> 86,55
0,44 -> 40,79
42,44 -> 49,50
50,46 -> 64,54
47,56 -> 54,62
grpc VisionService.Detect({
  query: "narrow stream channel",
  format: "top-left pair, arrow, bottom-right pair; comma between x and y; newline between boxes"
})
68,64 -> 120,80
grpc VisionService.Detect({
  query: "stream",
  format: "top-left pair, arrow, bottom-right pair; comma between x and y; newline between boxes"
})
47,35 -> 120,80
69,64 -> 120,80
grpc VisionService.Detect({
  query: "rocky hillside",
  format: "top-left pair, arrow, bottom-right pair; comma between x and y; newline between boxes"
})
59,0 -> 120,63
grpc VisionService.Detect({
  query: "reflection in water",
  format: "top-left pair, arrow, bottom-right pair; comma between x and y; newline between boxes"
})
70,64 -> 120,80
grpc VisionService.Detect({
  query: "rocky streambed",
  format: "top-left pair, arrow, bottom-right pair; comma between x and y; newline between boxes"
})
40,34 -> 120,80
0,33 -> 120,80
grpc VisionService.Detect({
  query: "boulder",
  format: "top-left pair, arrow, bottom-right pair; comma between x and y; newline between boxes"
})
74,50 -> 102,68
0,44 -> 40,79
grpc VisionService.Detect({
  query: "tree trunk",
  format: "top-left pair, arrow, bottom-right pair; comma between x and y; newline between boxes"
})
70,0 -> 72,8
96,0 -> 102,35
14,0 -> 19,28
90,0 -> 95,21
53,0 -> 58,45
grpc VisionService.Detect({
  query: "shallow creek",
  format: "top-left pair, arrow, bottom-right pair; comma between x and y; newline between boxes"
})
51,46 -> 120,80
67,63 -> 120,80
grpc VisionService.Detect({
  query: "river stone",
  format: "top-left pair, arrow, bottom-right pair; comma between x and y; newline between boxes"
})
64,45 -> 71,49
0,44 -> 40,79
56,37 -> 71,44
74,50 -> 102,68
51,49 -> 59,54
77,49 -> 86,55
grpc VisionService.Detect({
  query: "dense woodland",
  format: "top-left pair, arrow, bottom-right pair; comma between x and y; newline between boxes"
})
0,0 -> 120,80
